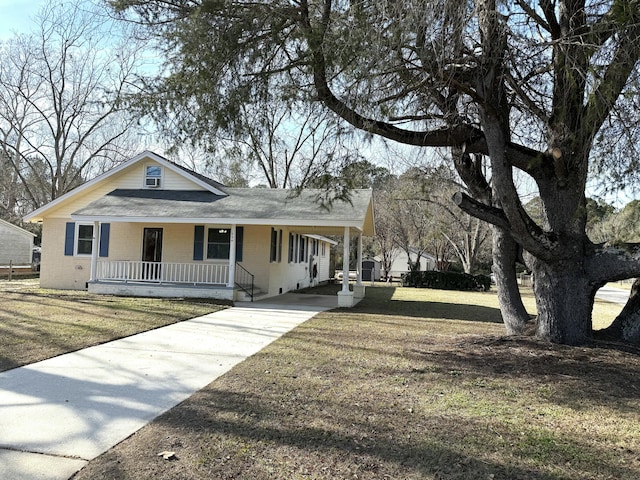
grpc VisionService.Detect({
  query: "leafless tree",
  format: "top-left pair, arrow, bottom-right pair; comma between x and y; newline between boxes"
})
0,0 -> 147,212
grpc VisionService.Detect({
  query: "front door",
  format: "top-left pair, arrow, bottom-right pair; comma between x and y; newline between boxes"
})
142,228 -> 163,280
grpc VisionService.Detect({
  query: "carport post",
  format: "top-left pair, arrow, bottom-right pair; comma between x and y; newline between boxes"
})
354,232 -> 366,299
341,227 -> 350,292
338,226 -> 355,307
356,233 -> 363,284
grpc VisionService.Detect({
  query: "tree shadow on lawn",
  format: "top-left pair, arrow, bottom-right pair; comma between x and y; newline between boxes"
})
72,289 -> 640,480
405,335 -> 640,412
100,384 -> 639,480
348,286 -> 504,324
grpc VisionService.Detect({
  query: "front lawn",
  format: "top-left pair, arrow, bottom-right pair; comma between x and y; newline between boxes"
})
72,286 -> 640,480
0,279 -> 228,372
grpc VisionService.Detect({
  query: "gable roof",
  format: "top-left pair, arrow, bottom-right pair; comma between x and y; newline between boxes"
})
24,151 -> 227,222
25,151 -> 375,235
70,187 -> 374,235
164,157 -> 228,193
0,219 -> 36,238
407,247 -> 436,260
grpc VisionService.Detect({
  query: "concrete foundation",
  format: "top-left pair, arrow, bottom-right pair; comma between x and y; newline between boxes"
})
337,290 -> 355,307
88,281 -> 235,300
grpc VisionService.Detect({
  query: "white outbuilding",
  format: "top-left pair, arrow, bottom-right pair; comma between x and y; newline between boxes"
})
0,219 -> 36,265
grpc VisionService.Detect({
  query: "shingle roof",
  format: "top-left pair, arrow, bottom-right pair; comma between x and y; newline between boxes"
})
163,158 -> 229,193
71,188 -> 374,234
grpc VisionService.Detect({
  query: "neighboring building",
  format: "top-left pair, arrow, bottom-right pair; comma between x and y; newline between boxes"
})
384,247 -> 437,279
0,219 -> 36,265
24,151 -> 374,305
362,257 -> 381,282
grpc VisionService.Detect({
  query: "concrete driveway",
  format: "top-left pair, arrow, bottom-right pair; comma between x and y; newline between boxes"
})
596,285 -> 631,305
0,294 -> 336,480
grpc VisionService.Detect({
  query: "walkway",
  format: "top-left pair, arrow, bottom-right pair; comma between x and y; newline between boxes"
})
0,294 -> 336,480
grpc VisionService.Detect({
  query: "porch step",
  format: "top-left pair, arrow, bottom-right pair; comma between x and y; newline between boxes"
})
235,287 -> 266,302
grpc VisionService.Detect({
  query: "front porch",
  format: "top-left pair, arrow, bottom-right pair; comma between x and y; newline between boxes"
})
96,260 -> 231,285
84,223 -> 367,306
90,260 -> 253,300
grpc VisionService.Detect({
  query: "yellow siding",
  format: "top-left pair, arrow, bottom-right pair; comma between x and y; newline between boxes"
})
235,225 -> 328,296
39,218 -> 335,294
239,225 -> 271,292
161,165 -> 205,190
107,223 -> 142,260
39,218 -> 92,290
39,222 -> 215,289
261,227 -> 320,295
159,224 -> 197,262
44,159 -> 206,219
107,223 -> 199,263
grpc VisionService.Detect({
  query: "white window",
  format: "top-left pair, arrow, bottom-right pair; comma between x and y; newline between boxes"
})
207,228 -> 231,259
76,223 -> 94,256
144,165 -> 162,188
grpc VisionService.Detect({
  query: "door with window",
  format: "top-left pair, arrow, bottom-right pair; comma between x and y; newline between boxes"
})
142,228 -> 163,280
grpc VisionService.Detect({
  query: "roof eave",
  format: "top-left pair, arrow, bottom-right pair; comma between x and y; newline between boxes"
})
0,219 -> 36,237
70,214 -> 368,229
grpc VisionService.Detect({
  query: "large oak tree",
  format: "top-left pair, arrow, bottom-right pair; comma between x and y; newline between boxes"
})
112,0 -> 640,345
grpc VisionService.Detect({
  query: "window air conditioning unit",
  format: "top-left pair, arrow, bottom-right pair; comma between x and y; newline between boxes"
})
146,177 -> 161,188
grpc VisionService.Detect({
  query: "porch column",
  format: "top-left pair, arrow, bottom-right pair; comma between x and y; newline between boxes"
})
89,220 -> 100,282
338,226 -> 355,307
354,232 -> 366,299
227,224 -> 236,288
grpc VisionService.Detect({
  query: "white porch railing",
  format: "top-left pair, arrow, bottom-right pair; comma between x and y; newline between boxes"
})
96,260 -> 229,285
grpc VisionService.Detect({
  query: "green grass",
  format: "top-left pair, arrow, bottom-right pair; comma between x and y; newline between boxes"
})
73,285 -> 639,480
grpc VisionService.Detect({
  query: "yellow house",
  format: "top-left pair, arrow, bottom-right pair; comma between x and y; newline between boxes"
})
24,151 -> 375,306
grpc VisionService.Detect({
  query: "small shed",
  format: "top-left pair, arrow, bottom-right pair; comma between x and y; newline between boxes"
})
0,219 -> 36,265
362,257 -> 381,282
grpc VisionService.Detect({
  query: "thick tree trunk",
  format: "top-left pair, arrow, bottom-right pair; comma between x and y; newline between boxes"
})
528,258 -> 594,345
598,279 -> 640,344
492,226 -> 530,334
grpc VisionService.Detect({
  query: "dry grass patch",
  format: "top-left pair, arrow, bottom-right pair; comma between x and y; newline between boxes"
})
0,279 -> 228,372
73,286 -> 640,480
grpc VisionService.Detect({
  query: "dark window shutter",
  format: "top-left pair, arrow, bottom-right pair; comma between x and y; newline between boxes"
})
193,225 -> 204,261
288,233 -> 294,262
64,222 -> 75,256
235,226 -> 244,262
270,227 -> 277,262
99,223 -> 110,257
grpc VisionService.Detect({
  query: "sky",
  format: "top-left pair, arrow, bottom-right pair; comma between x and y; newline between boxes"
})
0,0 -> 45,40
0,2 -> 635,205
